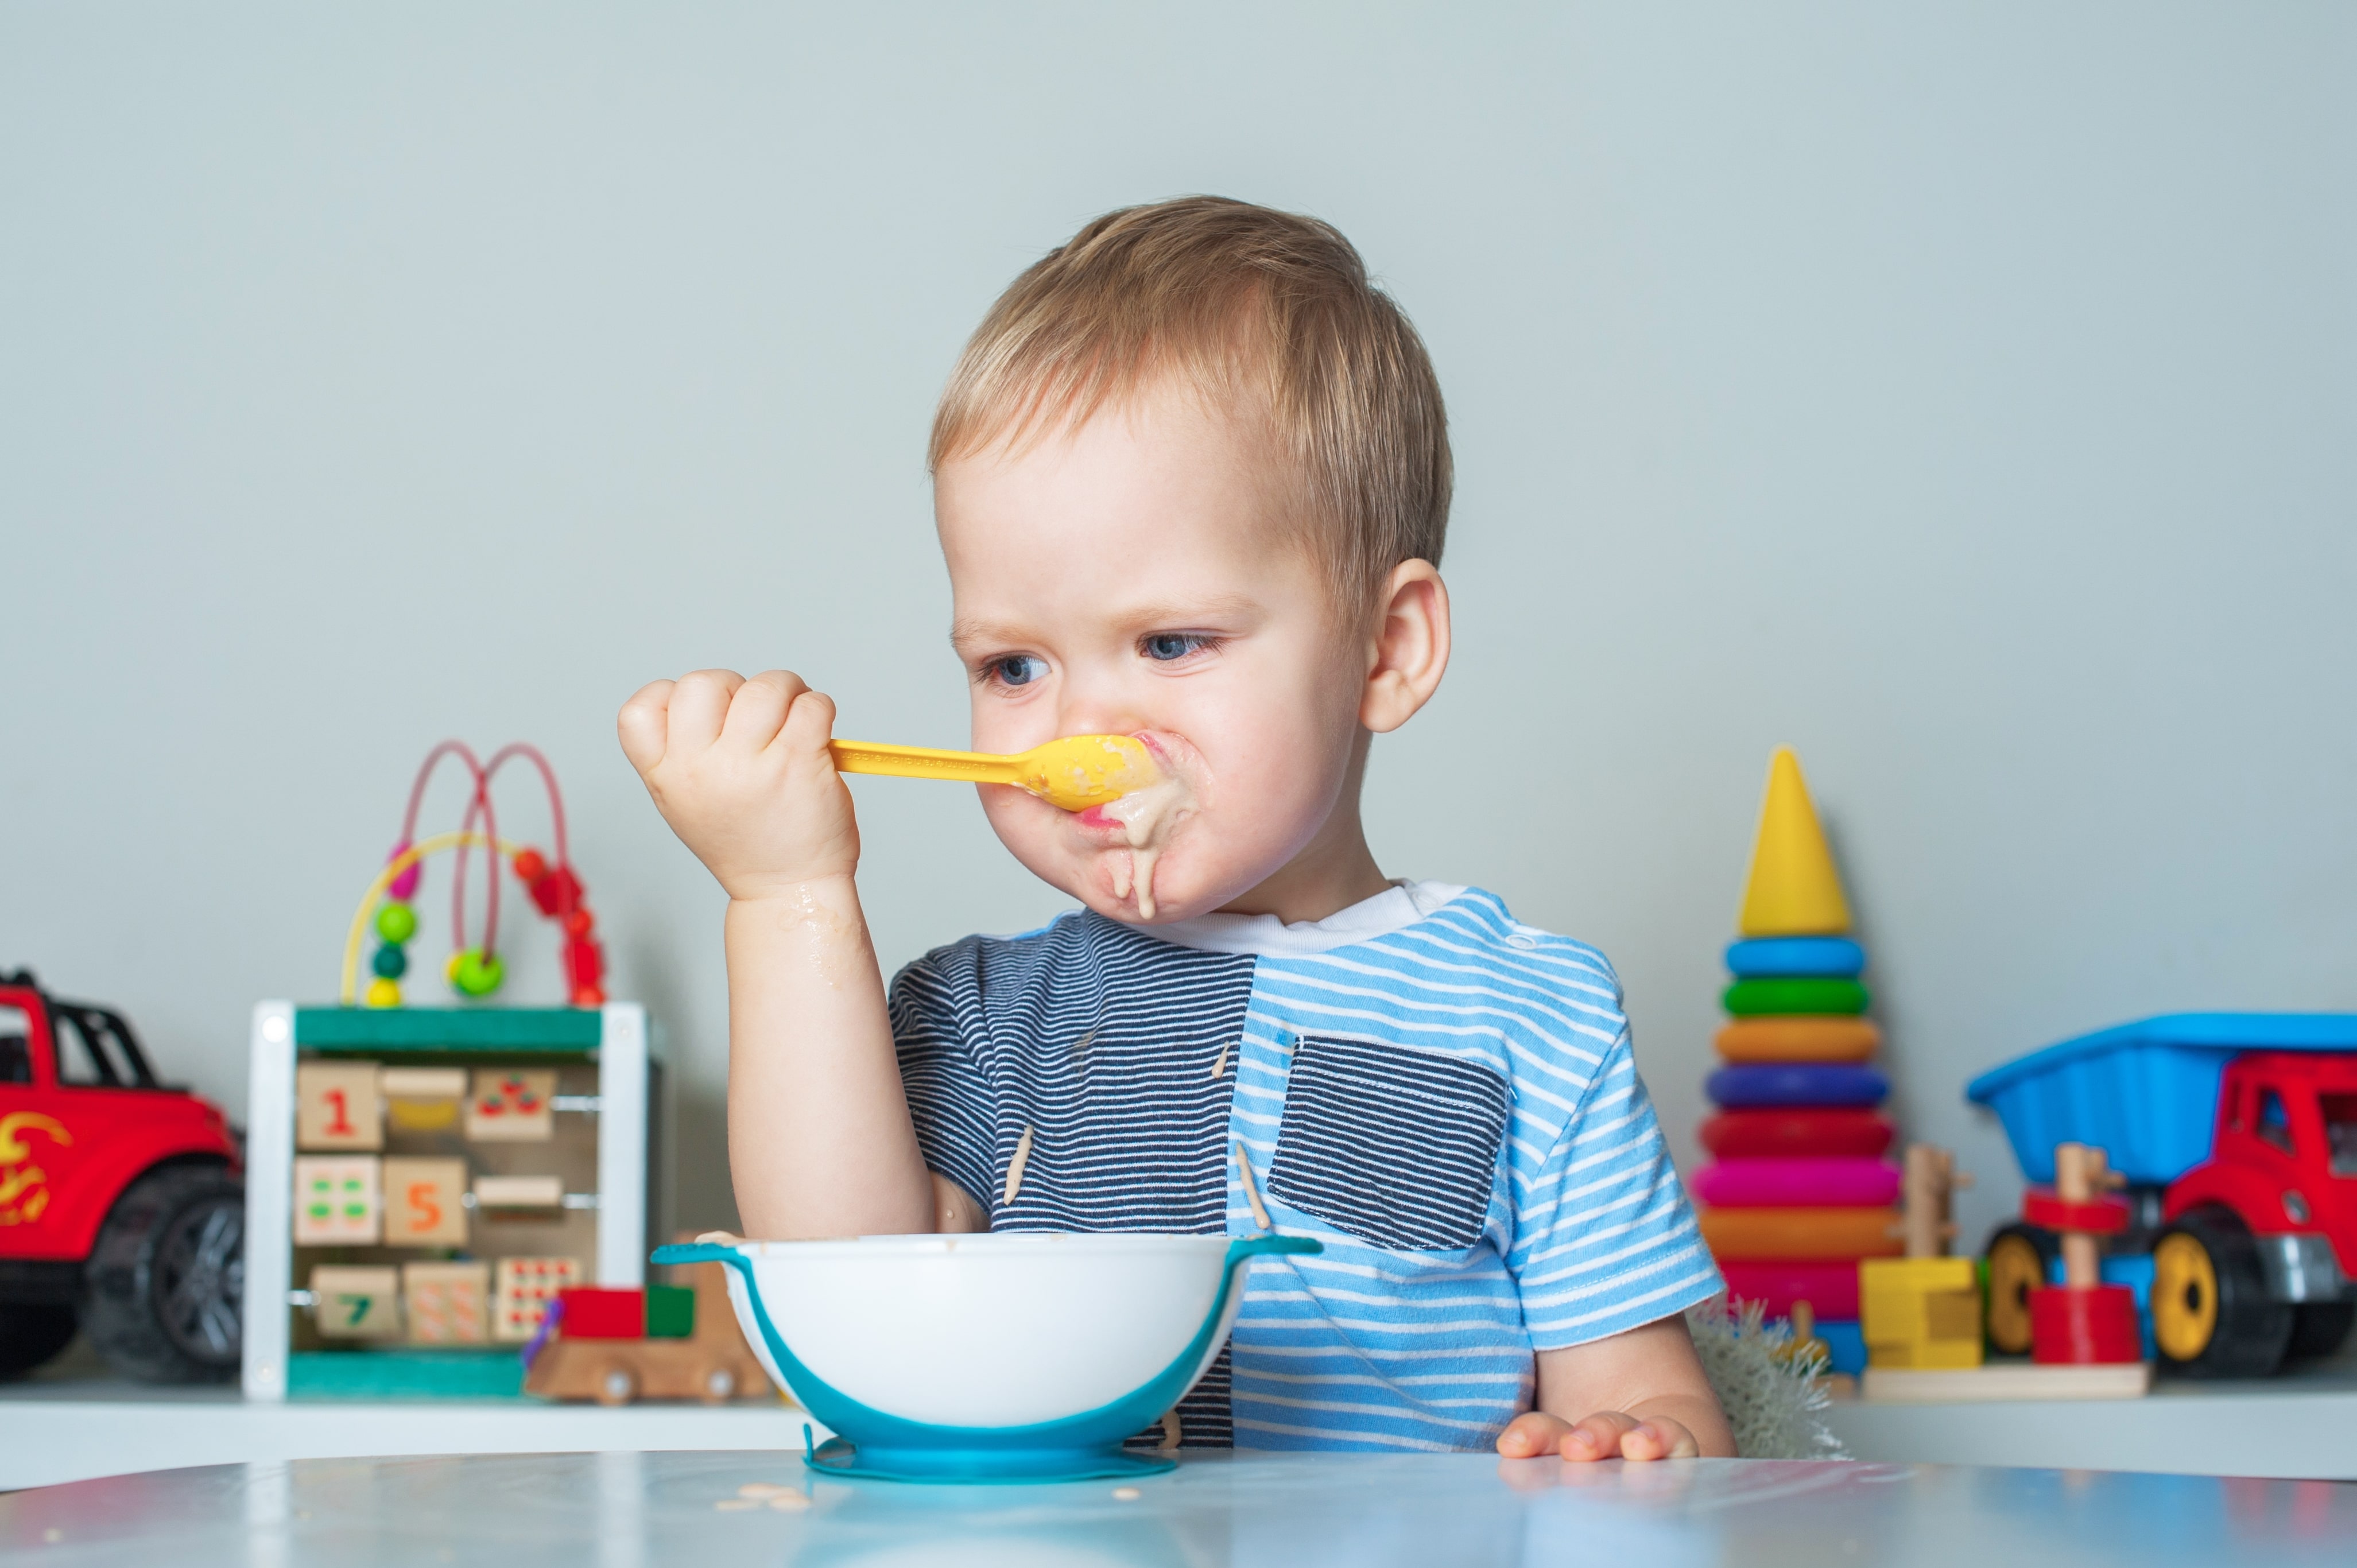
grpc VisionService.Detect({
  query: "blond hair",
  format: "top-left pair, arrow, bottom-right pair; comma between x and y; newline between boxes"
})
929,196 -> 1450,610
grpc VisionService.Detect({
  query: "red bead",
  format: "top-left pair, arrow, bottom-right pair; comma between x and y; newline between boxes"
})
565,938 -> 603,990
2030,1284 -> 2141,1364
564,907 -> 594,939
557,1287 -> 643,1340
572,984 -> 606,1008
511,847 -> 547,883
530,865 -> 582,917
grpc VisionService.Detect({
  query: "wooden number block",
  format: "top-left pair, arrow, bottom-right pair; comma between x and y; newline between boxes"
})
381,1157 -> 470,1247
311,1265 -> 403,1339
297,1062 -> 383,1151
380,1066 -> 467,1134
466,1070 -> 558,1142
493,1255 -> 581,1342
403,1262 -> 491,1344
292,1155 -> 381,1244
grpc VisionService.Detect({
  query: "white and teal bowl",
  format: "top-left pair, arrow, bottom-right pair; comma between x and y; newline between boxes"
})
652,1232 -> 1317,1483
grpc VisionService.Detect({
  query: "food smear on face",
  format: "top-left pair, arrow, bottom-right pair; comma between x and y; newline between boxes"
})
1099,733 -> 1201,921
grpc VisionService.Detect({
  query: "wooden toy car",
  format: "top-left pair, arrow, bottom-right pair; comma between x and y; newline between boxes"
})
522,1255 -> 773,1406
0,970 -> 244,1381
1970,1014 -> 2357,1377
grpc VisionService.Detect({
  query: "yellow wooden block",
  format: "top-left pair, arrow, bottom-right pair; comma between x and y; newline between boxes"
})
1860,1256 -> 1983,1369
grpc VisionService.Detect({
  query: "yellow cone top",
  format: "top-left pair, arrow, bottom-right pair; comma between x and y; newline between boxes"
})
1738,747 -> 1852,937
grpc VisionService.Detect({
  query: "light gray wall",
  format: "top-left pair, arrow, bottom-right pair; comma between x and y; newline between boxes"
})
4,4 -> 2352,1246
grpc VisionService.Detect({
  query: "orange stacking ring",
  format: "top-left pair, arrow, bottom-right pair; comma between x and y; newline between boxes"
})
1697,1205 -> 1904,1260
1714,1016 -> 1882,1064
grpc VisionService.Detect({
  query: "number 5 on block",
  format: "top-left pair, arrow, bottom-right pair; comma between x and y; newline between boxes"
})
381,1158 -> 469,1246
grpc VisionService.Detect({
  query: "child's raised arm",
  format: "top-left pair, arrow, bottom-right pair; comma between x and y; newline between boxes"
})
619,668 -> 959,1239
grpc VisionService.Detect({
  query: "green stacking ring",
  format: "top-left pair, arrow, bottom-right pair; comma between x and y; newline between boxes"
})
1723,977 -> 1870,1016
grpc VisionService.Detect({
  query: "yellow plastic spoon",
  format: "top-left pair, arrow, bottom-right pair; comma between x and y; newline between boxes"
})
829,735 -> 1158,812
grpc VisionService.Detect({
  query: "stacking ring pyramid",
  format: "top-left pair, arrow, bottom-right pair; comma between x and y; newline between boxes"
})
1695,748 -> 1899,1371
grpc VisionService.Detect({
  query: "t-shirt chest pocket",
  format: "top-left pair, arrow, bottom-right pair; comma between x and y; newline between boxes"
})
1264,1034 -> 1509,1252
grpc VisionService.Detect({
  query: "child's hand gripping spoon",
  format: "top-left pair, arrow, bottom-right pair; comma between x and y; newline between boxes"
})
828,735 -> 1159,811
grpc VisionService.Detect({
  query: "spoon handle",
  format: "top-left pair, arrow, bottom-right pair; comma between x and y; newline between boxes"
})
829,739 -> 1019,786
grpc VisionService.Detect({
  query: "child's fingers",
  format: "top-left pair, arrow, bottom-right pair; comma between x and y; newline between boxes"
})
1617,1416 -> 1700,1462
775,686 -> 840,759
720,670 -> 807,753
616,680 -> 677,775
1560,1411 -> 1642,1462
665,669 -> 747,753
1494,1411 -> 1575,1458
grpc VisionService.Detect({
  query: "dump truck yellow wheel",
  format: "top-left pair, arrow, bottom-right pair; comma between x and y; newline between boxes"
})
1984,1229 -> 2050,1355
2152,1230 -> 2219,1363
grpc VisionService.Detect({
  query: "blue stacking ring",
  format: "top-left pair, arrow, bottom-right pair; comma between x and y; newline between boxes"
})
1724,936 -> 1866,979
1707,1062 -> 1888,1108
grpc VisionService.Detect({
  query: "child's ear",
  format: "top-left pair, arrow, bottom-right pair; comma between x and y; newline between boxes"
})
1360,560 -> 1451,733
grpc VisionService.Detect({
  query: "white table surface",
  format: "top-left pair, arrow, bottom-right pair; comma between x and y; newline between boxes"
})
2,1449 -> 2354,1567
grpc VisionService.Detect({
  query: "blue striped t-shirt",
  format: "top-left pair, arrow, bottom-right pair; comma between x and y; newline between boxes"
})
888,882 -> 1720,1453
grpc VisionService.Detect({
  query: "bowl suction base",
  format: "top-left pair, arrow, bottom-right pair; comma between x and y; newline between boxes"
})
806,1436 -> 1178,1486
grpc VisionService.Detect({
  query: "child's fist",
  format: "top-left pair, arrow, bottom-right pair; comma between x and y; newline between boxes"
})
617,669 -> 859,900
1495,1409 -> 1701,1463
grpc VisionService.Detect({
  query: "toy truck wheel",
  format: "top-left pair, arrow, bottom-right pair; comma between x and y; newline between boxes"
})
699,1363 -> 738,1404
0,1303 -> 80,1379
83,1163 -> 245,1383
2151,1208 -> 2292,1379
1983,1224 -> 2057,1356
2285,1302 -> 2356,1362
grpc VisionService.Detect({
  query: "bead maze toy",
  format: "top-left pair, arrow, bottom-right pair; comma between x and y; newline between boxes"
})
351,742 -> 607,1010
1698,748 -> 1896,1375
240,742 -> 660,1403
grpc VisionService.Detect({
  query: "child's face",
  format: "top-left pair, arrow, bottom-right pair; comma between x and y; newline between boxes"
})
935,381 -> 1369,922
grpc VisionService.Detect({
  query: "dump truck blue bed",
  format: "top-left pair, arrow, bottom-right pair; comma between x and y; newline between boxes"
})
1965,1012 -> 2357,1185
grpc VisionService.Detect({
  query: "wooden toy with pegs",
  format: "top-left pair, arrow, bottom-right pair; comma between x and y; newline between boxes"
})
1859,1144 -> 1982,1371
2025,1142 -> 2142,1365
522,1243 -> 774,1407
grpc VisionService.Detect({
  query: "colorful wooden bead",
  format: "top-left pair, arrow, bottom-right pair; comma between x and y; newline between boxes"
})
1700,1108 -> 1897,1159
371,944 -> 409,980
511,847 -> 547,883
1724,936 -> 1865,979
564,907 -> 594,939
1714,1016 -> 1881,1063
1706,1063 -> 1888,1108
364,977 -> 402,1009
375,901 -> 419,945
1723,977 -> 1869,1016
386,840 -> 422,902
449,948 -> 505,998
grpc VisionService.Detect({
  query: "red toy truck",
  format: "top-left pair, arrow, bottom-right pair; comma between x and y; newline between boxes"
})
1970,1014 -> 2357,1377
0,971 -> 245,1380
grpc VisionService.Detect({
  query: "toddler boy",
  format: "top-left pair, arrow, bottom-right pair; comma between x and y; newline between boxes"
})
619,197 -> 1730,1460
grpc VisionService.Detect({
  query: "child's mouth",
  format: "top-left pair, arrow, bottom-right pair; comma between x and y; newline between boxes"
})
1082,731 -> 1201,920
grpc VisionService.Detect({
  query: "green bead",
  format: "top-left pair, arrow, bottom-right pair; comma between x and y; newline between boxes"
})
1722,977 -> 1870,1017
371,944 -> 409,980
375,901 -> 418,945
451,948 -> 505,998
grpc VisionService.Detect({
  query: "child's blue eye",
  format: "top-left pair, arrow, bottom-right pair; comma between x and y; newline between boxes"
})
991,655 -> 1046,688
1142,634 -> 1208,662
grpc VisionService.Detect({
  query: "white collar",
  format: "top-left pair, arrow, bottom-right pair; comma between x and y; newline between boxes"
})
1138,880 -> 1468,957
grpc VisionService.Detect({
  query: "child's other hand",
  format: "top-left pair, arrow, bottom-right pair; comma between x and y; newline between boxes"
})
617,669 -> 859,900
1494,1409 -> 1701,1463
